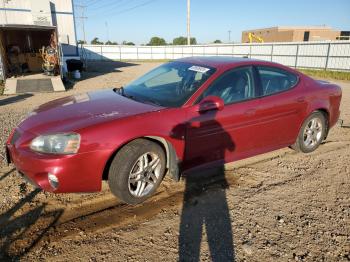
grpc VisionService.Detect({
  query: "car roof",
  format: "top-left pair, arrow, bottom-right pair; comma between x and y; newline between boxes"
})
176,56 -> 277,70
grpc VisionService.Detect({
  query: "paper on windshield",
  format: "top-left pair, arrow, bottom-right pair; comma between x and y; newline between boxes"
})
188,65 -> 210,74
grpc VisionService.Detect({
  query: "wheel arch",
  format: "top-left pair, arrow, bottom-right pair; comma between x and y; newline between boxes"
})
312,108 -> 330,138
305,99 -> 330,139
102,136 -> 181,182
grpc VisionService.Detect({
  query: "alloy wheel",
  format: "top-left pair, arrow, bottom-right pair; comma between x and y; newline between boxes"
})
303,118 -> 323,149
128,152 -> 162,197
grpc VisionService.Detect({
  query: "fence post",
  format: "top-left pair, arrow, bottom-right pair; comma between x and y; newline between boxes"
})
294,44 -> 299,69
119,45 -> 121,61
136,46 -> 139,60
249,44 -> 252,58
100,45 -> 103,61
270,44 -> 274,62
325,42 -> 331,70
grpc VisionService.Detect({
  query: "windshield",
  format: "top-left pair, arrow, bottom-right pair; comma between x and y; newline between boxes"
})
123,61 -> 216,107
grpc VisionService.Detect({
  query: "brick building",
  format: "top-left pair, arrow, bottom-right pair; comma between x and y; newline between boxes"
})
242,26 -> 349,43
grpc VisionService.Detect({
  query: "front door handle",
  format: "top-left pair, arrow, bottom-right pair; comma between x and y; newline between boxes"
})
245,108 -> 256,116
296,96 -> 305,103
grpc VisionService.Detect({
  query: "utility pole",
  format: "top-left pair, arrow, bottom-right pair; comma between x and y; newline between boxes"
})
75,3 -> 88,43
228,30 -> 231,43
187,0 -> 190,45
105,21 -> 109,42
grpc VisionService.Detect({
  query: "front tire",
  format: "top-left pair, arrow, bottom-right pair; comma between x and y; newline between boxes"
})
108,139 -> 166,205
292,111 -> 327,153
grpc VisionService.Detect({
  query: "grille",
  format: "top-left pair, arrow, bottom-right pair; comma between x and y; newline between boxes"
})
11,129 -> 21,145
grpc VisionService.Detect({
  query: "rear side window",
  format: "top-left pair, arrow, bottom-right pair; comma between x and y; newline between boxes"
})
257,66 -> 298,96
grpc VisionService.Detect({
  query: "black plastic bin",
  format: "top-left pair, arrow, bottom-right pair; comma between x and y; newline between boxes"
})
66,59 -> 83,72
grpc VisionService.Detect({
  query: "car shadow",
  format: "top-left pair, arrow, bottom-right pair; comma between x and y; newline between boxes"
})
0,189 -> 63,260
0,94 -> 34,107
171,108 -> 236,261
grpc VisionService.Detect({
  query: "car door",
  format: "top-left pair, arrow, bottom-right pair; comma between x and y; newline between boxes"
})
252,65 -> 307,151
183,66 -> 264,170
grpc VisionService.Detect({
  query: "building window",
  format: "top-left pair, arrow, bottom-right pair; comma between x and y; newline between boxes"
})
303,31 -> 310,41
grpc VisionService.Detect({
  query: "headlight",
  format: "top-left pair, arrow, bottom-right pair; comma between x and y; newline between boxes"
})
30,133 -> 81,154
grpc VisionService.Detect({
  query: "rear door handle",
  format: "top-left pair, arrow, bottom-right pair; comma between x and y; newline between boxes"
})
245,108 -> 256,116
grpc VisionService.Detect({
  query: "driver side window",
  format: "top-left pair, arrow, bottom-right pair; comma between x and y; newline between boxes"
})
199,66 -> 255,105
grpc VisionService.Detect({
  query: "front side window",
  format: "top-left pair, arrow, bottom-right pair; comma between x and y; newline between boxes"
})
199,66 -> 255,105
124,62 -> 215,107
257,66 -> 298,96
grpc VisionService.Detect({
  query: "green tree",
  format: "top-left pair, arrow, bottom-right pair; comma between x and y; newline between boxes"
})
91,37 -> 104,45
173,36 -> 197,45
105,40 -> 118,45
148,36 -> 167,46
213,39 -> 222,43
77,40 -> 87,45
122,41 -> 135,46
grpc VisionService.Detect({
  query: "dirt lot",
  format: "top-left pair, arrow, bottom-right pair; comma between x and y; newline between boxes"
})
0,62 -> 349,261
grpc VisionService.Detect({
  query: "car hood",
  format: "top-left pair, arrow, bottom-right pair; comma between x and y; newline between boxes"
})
18,89 -> 163,134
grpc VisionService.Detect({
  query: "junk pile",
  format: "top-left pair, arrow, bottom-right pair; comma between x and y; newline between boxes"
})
39,33 -> 59,76
5,33 -> 59,77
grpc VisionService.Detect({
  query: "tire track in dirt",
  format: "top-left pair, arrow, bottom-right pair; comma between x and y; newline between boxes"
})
31,140 -> 350,249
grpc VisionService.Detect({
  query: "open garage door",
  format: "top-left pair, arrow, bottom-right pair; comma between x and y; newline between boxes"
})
0,25 -> 65,94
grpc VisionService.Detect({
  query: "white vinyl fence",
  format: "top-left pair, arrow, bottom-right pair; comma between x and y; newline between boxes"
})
81,41 -> 350,71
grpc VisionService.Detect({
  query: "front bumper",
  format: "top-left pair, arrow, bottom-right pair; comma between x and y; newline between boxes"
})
6,130 -> 110,193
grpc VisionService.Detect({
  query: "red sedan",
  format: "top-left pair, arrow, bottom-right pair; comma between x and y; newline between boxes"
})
6,57 -> 342,204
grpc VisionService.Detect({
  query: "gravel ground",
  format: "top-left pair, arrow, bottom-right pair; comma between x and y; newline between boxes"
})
0,62 -> 349,261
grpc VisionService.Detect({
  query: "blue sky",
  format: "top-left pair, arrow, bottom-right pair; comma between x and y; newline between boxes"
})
75,0 -> 350,44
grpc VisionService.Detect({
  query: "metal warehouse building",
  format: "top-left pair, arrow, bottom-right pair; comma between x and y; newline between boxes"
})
0,0 -> 79,93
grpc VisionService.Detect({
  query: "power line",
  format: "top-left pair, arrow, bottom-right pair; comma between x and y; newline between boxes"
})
88,0 -> 132,12
89,0 -> 157,19
84,0 -> 102,6
86,0 -> 100,6
114,0 -> 157,15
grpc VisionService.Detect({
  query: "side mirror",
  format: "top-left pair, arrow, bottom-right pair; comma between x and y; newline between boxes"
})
197,96 -> 224,113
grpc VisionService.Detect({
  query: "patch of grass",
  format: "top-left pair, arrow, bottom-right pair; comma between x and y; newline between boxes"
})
299,69 -> 350,81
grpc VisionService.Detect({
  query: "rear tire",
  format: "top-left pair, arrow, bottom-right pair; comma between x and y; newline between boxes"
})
291,111 -> 327,153
108,139 -> 166,205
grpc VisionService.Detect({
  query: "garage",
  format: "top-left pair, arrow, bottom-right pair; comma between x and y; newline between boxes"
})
0,25 -> 65,93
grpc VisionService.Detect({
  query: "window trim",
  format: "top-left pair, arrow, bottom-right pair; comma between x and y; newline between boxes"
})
194,65 -> 258,106
254,65 -> 300,98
